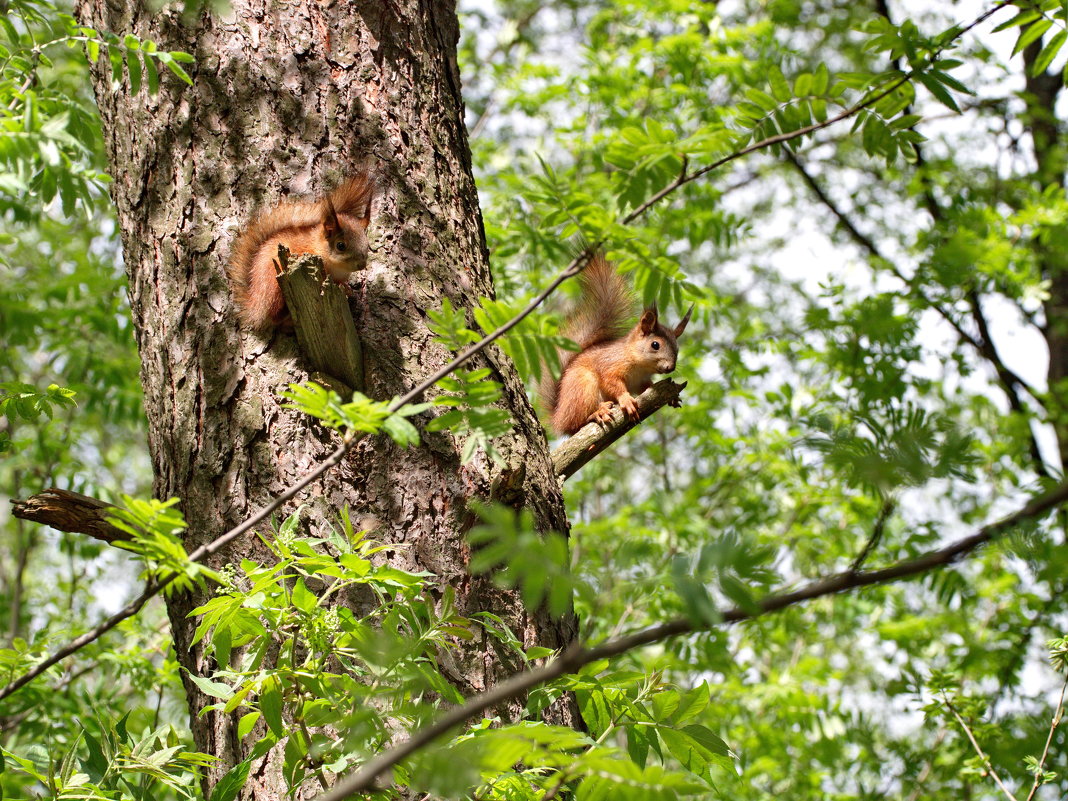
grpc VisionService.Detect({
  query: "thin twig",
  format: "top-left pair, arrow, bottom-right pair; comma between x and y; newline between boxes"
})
311,478 -> 1068,801
622,0 -> 1012,227
1024,674 -> 1068,801
851,498 -> 896,572
941,692 -> 1018,801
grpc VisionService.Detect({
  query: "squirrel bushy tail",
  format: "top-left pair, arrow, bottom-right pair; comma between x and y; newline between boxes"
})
228,173 -> 375,330
229,201 -> 326,328
540,253 -> 636,415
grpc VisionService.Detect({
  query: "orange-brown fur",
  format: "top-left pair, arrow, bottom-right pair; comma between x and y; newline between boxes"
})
228,174 -> 374,330
542,254 -> 693,435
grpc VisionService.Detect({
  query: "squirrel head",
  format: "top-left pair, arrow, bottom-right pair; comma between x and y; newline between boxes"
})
627,303 -> 694,373
320,197 -> 370,281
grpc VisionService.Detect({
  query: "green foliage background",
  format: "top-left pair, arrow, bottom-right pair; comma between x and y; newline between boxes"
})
3,0 -> 1068,798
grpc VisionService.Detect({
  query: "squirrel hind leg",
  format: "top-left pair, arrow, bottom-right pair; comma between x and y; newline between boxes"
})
238,251 -> 287,331
552,366 -> 603,435
588,401 -> 617,428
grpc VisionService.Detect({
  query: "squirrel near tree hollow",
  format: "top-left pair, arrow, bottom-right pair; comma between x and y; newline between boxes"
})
541,253 -> 693,435
227,173 -> 375,331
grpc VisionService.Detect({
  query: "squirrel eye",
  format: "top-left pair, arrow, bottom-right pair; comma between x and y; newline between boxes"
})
336,241 -> 347,252
651,340 -> 660,350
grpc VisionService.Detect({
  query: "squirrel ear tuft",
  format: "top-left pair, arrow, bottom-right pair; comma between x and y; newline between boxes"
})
356,179 -> 374,228
322,198 -> 341,236
673,304 -> 694,338
639,305 -> 658,334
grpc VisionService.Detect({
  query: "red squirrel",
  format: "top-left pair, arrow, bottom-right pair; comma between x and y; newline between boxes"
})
541,254 -> 693,435
228,174 -> 374,330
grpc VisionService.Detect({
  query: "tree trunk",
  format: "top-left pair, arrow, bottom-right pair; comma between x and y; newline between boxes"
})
74,0 -> 578,795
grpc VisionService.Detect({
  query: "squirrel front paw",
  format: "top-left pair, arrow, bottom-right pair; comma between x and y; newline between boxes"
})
618,392 -> 640,421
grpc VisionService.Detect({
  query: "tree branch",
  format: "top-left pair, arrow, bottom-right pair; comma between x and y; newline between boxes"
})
9,488 -> 129,544
14,381 -> 687,542
785,151 -> 1050,476
942,692 -> 1018,801
313,478 -> 1068,801
1025,674 -> 1067,801
550,379 -> 686,480
850,497 -> 895,572
620,0 -> 1013,228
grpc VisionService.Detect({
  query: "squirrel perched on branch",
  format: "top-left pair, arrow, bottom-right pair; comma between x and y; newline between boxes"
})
541,253 -> 693,435
228,173 -> 374,330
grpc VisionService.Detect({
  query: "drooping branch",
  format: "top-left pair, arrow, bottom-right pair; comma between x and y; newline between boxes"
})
550,379 -> 686,480
850,497 -> 896,572
313,477 -> 1068,801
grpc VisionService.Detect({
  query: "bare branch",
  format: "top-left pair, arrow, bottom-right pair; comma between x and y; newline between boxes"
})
10,488 -> 129,544
313,478 -> 1068,801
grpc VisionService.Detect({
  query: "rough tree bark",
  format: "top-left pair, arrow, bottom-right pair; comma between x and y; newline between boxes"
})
73,0 -> 579,795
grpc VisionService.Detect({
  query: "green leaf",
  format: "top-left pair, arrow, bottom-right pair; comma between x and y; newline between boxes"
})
915,72 -> 960,112
291,577 -> 316,613
382,414 -> 421,447
186,671 -> 234,701
163,55 -> 193,85
1014,18 -> 1053,56
259,677 -> 285,737
114,711 -> 131,744
143,52 -> 159,94
209,758 -> 253,801
626,725 -> 650,769
1031,29 -> 1067,76
127,51 -> 142,95
658,724 -> 731,782
237,711 -> 260,740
